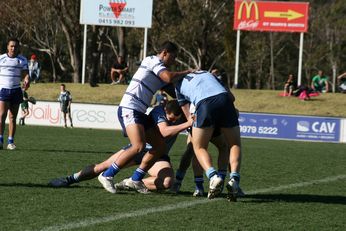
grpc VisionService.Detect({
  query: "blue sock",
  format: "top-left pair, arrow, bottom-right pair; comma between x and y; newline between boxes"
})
194,175 -> 204,191
131,168 -> 146,181
8,137 -> 14,144
230,172 -> 240,183
0,136 -> 3,144
66,173 -> 79,184
206,167 -> 217,179
175,169 -> 186,182
102,163 -> 120,177
218,170 -> 227,181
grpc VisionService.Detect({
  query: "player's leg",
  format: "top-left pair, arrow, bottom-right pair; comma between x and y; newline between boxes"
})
49,149 -> 137,187
171,135 -> 194,193
0,101 -> 10,149
192,126 -> 223,199
191,154 -> 204,196
67,111 -> 73,127
63,112 -> 67,128
143,159 -> 173,191
221,126 -> 242,201
7,103 -> 20,150
125,126 -> 166,193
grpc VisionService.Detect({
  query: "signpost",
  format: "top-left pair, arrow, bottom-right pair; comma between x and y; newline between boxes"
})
233,1 -> 309,87
79,0 -> 153,84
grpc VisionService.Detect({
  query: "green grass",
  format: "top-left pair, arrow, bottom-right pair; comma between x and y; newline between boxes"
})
0,125 -> 345,230
27,83 -> 346,118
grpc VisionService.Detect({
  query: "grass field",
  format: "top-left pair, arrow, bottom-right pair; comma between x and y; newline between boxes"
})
0,125 -> 345,231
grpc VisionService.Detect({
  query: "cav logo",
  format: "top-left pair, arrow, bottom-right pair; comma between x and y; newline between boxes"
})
296,121 -> 309,132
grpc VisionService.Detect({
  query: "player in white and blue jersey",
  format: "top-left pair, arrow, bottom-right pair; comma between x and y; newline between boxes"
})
0,38 -> 30,150
49,100 -> 193,192
175,70 -> 242,201
98,41 -> 195,194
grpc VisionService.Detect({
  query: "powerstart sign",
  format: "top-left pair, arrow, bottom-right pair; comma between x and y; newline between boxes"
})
80,0 -> 153,28
233,0 -> 309,32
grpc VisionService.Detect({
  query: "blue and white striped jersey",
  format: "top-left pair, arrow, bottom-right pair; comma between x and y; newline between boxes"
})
0,54 -> 28,89
175,71 -> 227,106
119,55 -> 168,113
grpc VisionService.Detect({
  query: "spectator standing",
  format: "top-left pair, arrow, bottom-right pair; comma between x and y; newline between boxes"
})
58,84 -> 73,128
311,70 -> 329,93
0,38 -> 30,150
110,56 -> 129,85
28,54 -> 40,83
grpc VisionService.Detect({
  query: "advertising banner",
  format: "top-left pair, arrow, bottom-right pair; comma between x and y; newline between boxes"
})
239,112 -> 341,142
22,101 -> 122,130
234,0 -> 309,32
80,0 -> 153,28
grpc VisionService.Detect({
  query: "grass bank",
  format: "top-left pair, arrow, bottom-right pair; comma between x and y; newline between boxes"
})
27,83 -> 346,118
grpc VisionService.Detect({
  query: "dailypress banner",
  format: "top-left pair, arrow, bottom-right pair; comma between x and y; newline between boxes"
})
239,112 -> 341,142
21,101 -> 122,130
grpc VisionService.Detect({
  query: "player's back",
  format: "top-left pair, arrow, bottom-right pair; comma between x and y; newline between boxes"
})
120,56 -> 168,113
175,71 -> 227,106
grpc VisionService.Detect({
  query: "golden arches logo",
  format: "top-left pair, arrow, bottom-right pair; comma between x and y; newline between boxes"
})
237,1 -> 259,20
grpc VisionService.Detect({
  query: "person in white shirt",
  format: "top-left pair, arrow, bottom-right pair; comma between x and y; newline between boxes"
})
0,38 -> 30,150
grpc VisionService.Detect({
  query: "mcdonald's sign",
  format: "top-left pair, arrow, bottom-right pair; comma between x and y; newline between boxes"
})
233,0 -> 309,32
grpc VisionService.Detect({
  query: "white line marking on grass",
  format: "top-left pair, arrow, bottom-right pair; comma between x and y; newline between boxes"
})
39,174 -> 346,231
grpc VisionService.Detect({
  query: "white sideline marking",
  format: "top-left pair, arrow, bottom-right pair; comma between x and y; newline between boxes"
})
39,175 -> 346,231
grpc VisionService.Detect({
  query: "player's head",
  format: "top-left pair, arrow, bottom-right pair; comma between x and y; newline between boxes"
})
60,84 -> 66,91
164,99 -> 183,123
158,41 -> 178,67
7,37 -> 20,58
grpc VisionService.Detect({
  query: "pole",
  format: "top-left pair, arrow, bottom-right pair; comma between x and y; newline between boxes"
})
297,32 -> 304,86
81,24 -> 87,84
332,64 -> 336,93
234,29 -> 241,88
143,28 -> 148,60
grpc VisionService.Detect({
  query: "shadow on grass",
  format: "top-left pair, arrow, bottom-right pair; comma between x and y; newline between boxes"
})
243,193 -> 346,205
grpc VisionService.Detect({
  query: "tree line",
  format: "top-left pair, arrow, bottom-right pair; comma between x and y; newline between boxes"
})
1,0 -> 345,90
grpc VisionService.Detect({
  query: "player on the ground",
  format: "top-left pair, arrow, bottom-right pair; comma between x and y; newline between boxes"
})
175,70 -> 243,201
97,41 -> 194,194
49,100 -> 193,192
0,38 -> 30,150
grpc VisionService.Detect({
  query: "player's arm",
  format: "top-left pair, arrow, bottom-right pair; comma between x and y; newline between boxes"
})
22,70 -> 30,90
157,116 -> 193,138
158,69 -> 194,84
337,72 -> 346,79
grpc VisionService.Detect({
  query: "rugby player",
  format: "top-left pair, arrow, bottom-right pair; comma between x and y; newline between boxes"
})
0,38 -> 30,150
175,70 -> 243,201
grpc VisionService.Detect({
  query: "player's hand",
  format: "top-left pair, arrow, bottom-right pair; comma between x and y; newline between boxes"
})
187,114 -> 195,126
23,80 -> 30,90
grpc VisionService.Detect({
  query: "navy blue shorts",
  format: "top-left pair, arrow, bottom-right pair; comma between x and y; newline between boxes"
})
0,88 -> 23,105
195,93 -> 239,128
122,143 -> 171,165
117,106 -> 156,137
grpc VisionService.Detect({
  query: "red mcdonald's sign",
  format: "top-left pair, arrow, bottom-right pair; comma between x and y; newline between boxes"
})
233,0 -> 309,32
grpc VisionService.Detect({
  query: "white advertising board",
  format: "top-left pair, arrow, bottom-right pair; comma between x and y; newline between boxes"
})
341,119 -> 346,143
20,101 -> 122,130
80,0 -> 153,28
